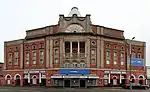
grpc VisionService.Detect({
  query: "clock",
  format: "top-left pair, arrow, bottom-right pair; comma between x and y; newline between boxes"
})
65,24 -> 84,33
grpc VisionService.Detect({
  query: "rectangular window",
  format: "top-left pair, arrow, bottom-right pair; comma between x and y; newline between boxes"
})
114,60 -> 117,65
40,51 -> 44,56
40,59 -> 44,64
32,51 -> 36,57
54,58 -> 58,64
54,49 -> 58,55
65,42 -> 70,53
80,42 -> 85,53
106,51 -> 110,57
72,42 -> 78,53
91,59 -> 96,64
26,60 -> 29,65
106,59 -> 110,64
121,61 -> 124,65
114,52 -> 117,57
32,60 -> 36,65
14,58 -> 18,65
138,53 -> 141,58
8,53 -> 12,65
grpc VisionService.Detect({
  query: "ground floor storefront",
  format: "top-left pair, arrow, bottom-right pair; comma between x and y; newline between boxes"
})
0,69 -> 147,87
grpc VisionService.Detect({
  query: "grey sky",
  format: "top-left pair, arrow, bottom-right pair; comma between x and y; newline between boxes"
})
0,0 -> 150,65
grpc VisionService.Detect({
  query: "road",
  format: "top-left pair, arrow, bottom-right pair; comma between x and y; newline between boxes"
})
0,87 -> 149,92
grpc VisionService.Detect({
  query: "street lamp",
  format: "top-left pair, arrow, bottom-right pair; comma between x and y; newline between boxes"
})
129,37 -> 135,90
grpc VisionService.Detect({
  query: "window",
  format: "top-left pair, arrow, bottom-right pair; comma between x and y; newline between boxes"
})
121,53 -> 124,58
91,40 -> 96,46
121,46 -> 124,50
121,61 -> 124,65
80,63 -> 86,68
26,60 -> 29,65
114,60 -> 117,65
32,60 -> 36,65
106,59 -> 110,64
64,63 -> 69,68
114,52 -> 117,57
65,42 -> 70,53
106,44 -> 110,48
73,63 -> 78,68
114,45 -> 117,49
91,59 -> 96,64
80,42 -> 85,53
32,51 -> 36,57
91,49 -> 95,55
14,58 -> 18,65
8,53 -> 12,65
106,51 -> 110,57
138,53 -> 141,58
54,49 -> 58,55
54,40 -> 58,46
32,44 -> 36,50
132,52 -> 136,58
54,58 -> 58,64
26,52 -> 29,58
138,48 -> 141,52
40,43 -> 44,48
9,48 -> 12,52
14,52 -> 18,57
40,59 -> 44,64
121,52 -> 124,65
40,51 -> 44,56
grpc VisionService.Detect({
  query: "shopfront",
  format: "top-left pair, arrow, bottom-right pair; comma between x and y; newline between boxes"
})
23,70 -> 46,86
50,69 -> 99,88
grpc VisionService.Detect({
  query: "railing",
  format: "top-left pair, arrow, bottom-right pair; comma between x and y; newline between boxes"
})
63,53 -> 86,59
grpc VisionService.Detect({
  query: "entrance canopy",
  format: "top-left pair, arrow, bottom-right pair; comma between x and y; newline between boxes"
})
51,75 -> 99,79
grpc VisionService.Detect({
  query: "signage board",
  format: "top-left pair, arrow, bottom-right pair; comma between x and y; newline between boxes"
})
131,58 -> 144,66
63,75 -> 88,78
60,69 -> 90,74
51,75 -> 62,78
111,71 -> 121,74
24,70 -> 46,74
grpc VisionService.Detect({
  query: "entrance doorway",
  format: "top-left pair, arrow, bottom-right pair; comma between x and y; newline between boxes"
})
80,80 -> 86,87
23,79 -> 29,86
139,76 -> 144,85
15,75 -> 21,86
41,79 -> 46,86
64,80 -> 70,87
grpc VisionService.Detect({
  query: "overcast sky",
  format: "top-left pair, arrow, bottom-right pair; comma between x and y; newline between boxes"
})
0,0 -> 150,65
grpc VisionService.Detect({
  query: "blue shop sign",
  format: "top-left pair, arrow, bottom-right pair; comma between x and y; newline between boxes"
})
60,69 -> 90,74
131,58 -> 144,66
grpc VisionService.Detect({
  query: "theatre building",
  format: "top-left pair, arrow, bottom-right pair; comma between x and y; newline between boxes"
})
1,7 -> 147,87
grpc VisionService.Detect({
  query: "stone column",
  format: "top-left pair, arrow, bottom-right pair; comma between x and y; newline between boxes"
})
20,44 -> 23,69
78,41 -> 80,54
49,38 -> 53,68
39,73 -> 41,83
70,42 -> 72,57
28,73 -> 30,83
120,74 -> 122,84
46,37 -> 50,68
108,73 -> 110,84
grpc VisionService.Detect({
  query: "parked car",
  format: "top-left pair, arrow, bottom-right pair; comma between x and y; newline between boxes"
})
122,83 -> 149,90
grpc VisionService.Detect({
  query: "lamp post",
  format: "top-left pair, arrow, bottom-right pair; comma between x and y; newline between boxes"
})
129,37 -> 135,90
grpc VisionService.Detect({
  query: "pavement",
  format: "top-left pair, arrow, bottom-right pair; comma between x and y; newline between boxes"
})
0,86 -> 149,92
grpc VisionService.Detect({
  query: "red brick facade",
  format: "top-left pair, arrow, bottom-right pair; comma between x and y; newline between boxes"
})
1,7 -> 147,87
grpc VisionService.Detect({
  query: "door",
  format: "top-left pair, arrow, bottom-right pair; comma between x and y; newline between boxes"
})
113,79 -> 117,85
80,80 -> 86,87
64,80 -> 70,87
